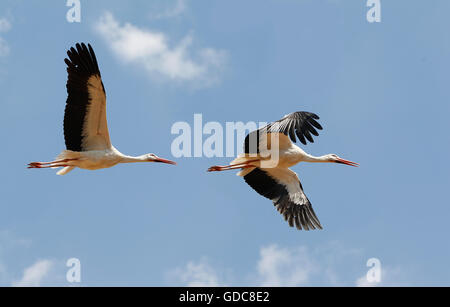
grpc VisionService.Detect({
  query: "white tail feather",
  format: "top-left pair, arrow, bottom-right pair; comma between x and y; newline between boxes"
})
54,150 -> 80,175
57,166 -> 75,176
56,150 -> 81,160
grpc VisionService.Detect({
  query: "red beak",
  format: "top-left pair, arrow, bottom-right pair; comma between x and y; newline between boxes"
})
335,158 -> 359,167
154,157 -> 177,165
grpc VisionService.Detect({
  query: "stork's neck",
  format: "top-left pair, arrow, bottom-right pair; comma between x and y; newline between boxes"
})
302,153 -> 330,163
120,155 -> 148,163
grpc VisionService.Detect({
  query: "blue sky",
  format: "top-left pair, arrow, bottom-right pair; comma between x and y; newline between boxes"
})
1,0 -> 449,286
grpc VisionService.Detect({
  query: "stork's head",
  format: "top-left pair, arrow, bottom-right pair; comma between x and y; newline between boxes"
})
326,154 -> 359,167
146,153 -> 177,165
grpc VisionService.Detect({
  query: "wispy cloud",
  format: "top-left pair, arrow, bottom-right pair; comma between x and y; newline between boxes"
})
94,11 -> 227,86
0,231 -> 31,283
150,0 -> 186,19
12,259 -> 54,287
0,231 -> 74,286
0,18 -> 11,32
355,274 -> 377,287
168,244 -> 334,286
356,267 -> 405,287
0,38 -> 10,57
168,242 -> 405,286
0,17 -> 11,57
168,258 -> 222,286
257,245 -> 318,286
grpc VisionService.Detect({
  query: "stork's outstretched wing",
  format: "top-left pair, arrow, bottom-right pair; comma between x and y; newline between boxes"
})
243,167 -> 323,230
244,111 -> 323,154
63,43 -> 111,152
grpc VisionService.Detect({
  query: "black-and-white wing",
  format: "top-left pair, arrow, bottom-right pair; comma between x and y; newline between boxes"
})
244,111 -> 323,153
243,167 -> 322,230
63,43 -> 111,152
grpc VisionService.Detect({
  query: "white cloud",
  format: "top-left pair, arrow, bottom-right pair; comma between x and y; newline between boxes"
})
169,244 -> 338,286
0,231 -> 31,283
257,245 -> 317,286
0,232 -> 69,286
12,259 -> 54,287
168,258 -> 222,287
94,12 -> 227,86
356,267 -> 405,287
0,17 -> 11,57
169,245 -> 323,286
169,242 -> 406,287
355,274 -> 377,287
0,38 -> 10,57
0,18 -> 11,32
151,0 -> 186,19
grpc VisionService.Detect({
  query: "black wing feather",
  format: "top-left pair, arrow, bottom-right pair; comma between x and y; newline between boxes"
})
244,111 -> 323,153
268,111 -> 323,145
243,168 -> 323,230
63,43 -> 104,151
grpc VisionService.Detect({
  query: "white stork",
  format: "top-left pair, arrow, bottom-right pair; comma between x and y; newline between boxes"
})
28,43 -> 176,175
207,112 -> 358,230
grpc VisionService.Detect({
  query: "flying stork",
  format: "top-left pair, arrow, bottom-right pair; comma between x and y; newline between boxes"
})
207,112 -> 358,230
28,43 -> 176,175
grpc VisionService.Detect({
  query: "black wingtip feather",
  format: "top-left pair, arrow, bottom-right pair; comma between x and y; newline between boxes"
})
308,112 -> 320,120
308,117 -> 323,131
243,111 -> 324,153
270,111 -> 323,146
65,42 -> 101,76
